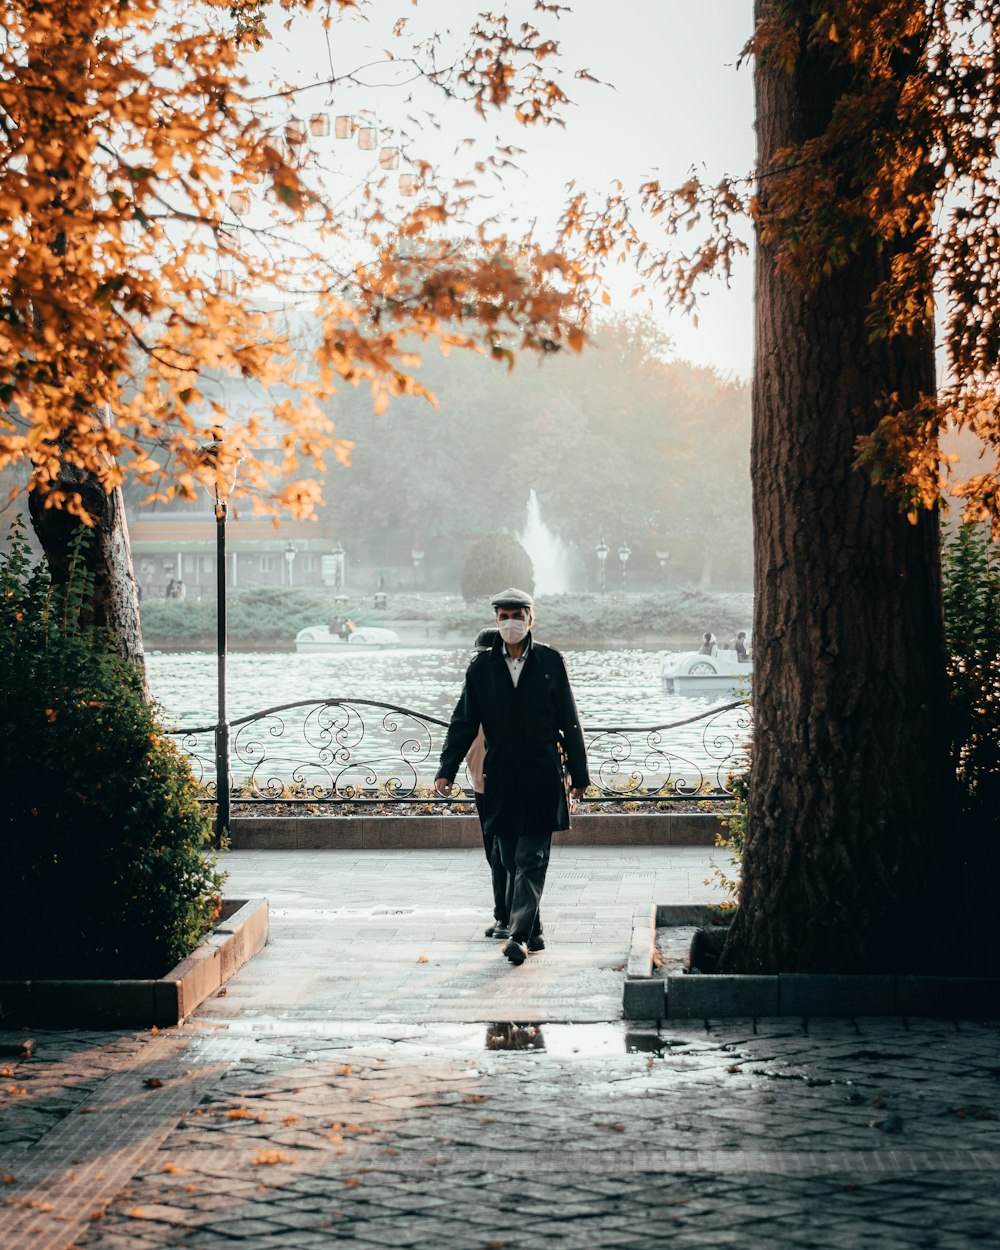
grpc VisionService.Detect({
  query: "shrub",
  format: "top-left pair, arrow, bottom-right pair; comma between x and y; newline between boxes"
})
0,522 -> 225,978
942,522 -> 1000,830
459,532 -> 534,603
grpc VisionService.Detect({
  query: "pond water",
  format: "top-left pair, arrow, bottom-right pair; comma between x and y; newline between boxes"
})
147,646 -> 722,729
147,647 -> 750,795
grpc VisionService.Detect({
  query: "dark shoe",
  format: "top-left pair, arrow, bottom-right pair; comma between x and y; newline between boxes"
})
485,923 -> 510,939
527,934 -> 545,953
503,938 -> 528,966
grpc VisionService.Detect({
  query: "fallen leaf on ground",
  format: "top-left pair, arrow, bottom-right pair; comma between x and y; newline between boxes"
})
417,955 -> 428,963
144,1078 -> 164,1089
253,1149 -> 293,1165
162,1164 -> 183,1174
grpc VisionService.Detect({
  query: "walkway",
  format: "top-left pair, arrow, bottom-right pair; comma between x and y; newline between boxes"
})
1,847 -> 998,1250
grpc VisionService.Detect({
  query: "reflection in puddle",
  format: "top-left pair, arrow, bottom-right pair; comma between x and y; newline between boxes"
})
486,1023 -> 546,1051
625,1031 -> 668,1055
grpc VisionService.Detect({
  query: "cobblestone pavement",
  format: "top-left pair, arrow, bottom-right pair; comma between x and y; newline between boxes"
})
1,849 -> 998,1250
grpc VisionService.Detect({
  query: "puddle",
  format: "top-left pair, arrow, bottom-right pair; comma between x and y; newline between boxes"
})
191,1017 -> 664,1058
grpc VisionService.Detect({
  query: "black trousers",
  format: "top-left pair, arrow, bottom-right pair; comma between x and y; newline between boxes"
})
474,792 -> 510,925
494,822 -> 549,943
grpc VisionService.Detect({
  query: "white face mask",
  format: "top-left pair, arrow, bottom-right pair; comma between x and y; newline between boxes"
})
498,617 -> 529,645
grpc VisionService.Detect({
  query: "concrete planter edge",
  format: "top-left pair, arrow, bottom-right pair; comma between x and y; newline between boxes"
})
0,897 -> 269,1030
623,905 -> 1000,1021
229,812 -> 724,850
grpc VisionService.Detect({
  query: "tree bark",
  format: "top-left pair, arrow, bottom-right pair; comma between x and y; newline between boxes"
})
29,467 -> 146,677
721,7 -> 953,973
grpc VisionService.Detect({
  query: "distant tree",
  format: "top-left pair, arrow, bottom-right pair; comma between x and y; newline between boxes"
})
459,533 -> 534,604
317,316 -> 751,587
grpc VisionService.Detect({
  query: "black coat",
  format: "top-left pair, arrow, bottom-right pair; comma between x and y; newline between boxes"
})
437,635 -> 590,837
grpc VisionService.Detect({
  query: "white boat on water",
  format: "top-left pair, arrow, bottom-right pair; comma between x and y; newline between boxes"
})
660,647 -> 752,696
295,625 -> 401,653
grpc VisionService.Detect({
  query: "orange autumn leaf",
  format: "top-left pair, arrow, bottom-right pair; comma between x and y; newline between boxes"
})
1,0 -> 591,527
253,1149 -> 294,1165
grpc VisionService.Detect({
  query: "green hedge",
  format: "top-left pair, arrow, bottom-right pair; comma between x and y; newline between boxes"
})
440,588 -> 751,643
138,584 -> 752,647
0,523 -> 225,979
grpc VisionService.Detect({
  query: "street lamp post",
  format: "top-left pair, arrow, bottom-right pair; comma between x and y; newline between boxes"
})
618,541 -> 631,594
331,541 -> 345,590
656,549 -> 670,582
411,546 -> 425,588
284,541 -> 297,588
215,496 -> 229,842
200,438 -> 242,844
595,540 -> 609,598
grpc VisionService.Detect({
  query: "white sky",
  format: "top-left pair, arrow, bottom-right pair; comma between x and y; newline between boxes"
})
252,0 -> 755,378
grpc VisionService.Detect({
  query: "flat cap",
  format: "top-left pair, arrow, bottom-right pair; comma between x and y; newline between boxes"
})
490,586 -> 534,610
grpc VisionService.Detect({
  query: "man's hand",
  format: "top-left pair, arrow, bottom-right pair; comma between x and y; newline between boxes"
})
434,777 -> 453,797
569,786 -> 584,799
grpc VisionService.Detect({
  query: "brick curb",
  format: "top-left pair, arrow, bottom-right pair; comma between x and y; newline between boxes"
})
0,897 -> 268,1029
623,903 -> 1000,1020
229,811 -> 723,849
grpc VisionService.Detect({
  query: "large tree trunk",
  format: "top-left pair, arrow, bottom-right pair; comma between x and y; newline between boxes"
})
29,467 -> 146,675
721,8 -> 953,973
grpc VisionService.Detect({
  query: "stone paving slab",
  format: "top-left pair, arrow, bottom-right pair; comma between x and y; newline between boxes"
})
198,847 -> 722,1025
3,1017 -> 999,1250
1,849 -> 998,1250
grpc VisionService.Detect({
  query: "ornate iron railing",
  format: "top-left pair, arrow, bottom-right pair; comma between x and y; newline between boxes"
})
167,697 -> 750,807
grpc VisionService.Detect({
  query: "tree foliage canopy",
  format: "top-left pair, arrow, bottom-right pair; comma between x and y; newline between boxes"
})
0,0 -> 590,522
558,0 -> 1000,533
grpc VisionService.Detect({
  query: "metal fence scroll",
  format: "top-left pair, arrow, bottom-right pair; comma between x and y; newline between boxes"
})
168,697 -> 751,809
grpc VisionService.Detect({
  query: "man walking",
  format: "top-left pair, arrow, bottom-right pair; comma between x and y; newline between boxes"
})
464,627 -> 511,940
435,588 -> 589,966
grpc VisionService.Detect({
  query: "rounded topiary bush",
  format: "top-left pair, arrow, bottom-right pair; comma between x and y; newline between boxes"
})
0,524 -> 225,979
459,532 -> 534,603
